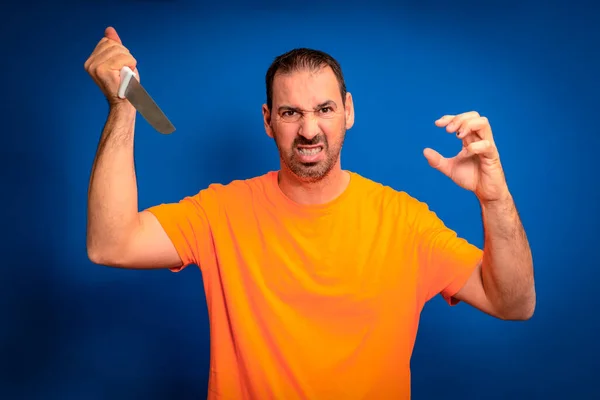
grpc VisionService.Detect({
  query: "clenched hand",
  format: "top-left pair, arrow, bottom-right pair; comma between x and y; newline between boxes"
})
84,27 -> 138,107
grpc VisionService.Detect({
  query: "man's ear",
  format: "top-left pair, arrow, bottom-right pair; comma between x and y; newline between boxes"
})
262,104 -> 274,138
345,92 -> 355,130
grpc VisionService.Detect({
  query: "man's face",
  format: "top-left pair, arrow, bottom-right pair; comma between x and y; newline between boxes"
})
262,66 -> 354,182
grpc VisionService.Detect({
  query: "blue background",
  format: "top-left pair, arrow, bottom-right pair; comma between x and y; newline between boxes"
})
2,0 -> 598,399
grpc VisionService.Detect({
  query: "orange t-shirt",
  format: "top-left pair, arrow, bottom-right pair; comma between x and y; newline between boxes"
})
146,170 -> 482,399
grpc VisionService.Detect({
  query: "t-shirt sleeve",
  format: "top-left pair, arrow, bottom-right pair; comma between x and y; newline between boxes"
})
144,187 -> 219,273
407,195 -> 483,306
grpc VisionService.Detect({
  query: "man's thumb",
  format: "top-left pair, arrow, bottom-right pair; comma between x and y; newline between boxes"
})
104,26 -> 122,44
423,148 -> 451,176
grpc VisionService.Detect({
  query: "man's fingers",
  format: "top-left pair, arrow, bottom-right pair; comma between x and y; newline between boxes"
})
85,38 -> 110,70
89,25 -> 123,60
446,111 -> 480,133
94,43 -> 130,64
105,26 -> 122,44
105,53 -> 137,71
423,148 -> 452,176
435,111 -> 481,132
465,140 -> 496,159
83,26 -> 136,105
456,116 -> 491,140
434,115 -> 454,127
93,37 -> 110,52
85,44 -> 130,73
435,112 -> 493,146
85,38 -> 129,70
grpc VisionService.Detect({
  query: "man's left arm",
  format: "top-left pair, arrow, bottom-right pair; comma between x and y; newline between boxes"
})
423,111 -> 536,321
454,194 -> 536,320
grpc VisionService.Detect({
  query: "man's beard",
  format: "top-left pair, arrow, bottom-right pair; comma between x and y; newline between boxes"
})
273,129 -> 346,183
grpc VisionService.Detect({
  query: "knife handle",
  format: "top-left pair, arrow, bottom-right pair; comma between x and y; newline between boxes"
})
118,66 -> 136,99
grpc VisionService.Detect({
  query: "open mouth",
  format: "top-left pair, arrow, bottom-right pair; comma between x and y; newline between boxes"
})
297,146 -> 323,156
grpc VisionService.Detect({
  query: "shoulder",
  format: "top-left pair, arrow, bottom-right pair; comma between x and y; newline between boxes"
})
187,171 -> 274,206
147,173 -> 274,224
348,171 -> 423,207
348,171 -> 439,223
204,171 -> 273,196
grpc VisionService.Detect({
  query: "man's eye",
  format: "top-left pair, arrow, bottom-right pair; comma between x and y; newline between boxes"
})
282,111 -> 296,117
320,107 -> 333,113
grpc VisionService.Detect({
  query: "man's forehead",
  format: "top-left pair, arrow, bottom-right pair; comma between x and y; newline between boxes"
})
272,67 -> 341,105
273,66 -> 337,85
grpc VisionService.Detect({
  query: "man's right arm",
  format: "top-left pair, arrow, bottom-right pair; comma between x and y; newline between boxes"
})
86,105 -> 182,269
85,27 -> 182,270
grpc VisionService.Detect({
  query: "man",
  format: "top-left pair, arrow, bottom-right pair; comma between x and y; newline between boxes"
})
85,26 -> 535,399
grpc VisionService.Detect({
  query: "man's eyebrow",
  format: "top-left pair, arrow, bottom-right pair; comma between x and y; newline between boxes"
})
277,105 -> 301,113
277,100 -> 337,113
315,100 -> 337,110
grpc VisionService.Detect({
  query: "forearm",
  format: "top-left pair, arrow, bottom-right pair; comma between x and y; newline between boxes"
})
87,103 -> 140,262
480,193 -> 536,319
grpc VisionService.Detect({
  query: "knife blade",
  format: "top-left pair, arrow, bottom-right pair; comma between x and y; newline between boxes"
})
117,66 -> 175,134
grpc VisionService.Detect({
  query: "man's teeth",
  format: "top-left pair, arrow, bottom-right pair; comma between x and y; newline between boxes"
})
298,147 -> 322,155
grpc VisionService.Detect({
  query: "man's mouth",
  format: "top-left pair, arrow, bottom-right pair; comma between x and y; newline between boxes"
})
297,146 -> 323,156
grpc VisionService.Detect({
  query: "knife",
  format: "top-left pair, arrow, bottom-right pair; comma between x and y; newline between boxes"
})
117,66 -> 175,134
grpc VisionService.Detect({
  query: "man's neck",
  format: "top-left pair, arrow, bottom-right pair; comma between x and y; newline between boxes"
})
277,166 -> 350,206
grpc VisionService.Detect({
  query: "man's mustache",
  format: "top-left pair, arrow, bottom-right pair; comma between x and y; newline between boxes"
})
294,134 -> 327,147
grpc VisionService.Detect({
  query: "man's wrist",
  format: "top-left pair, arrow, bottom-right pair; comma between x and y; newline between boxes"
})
108,101 -> 136,117
479,190 -> 514,211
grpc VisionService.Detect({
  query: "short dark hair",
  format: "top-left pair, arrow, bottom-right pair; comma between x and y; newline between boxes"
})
265,48 -> 347,111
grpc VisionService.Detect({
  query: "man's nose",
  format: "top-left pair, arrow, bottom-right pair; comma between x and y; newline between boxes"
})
298,113 -> 320,140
